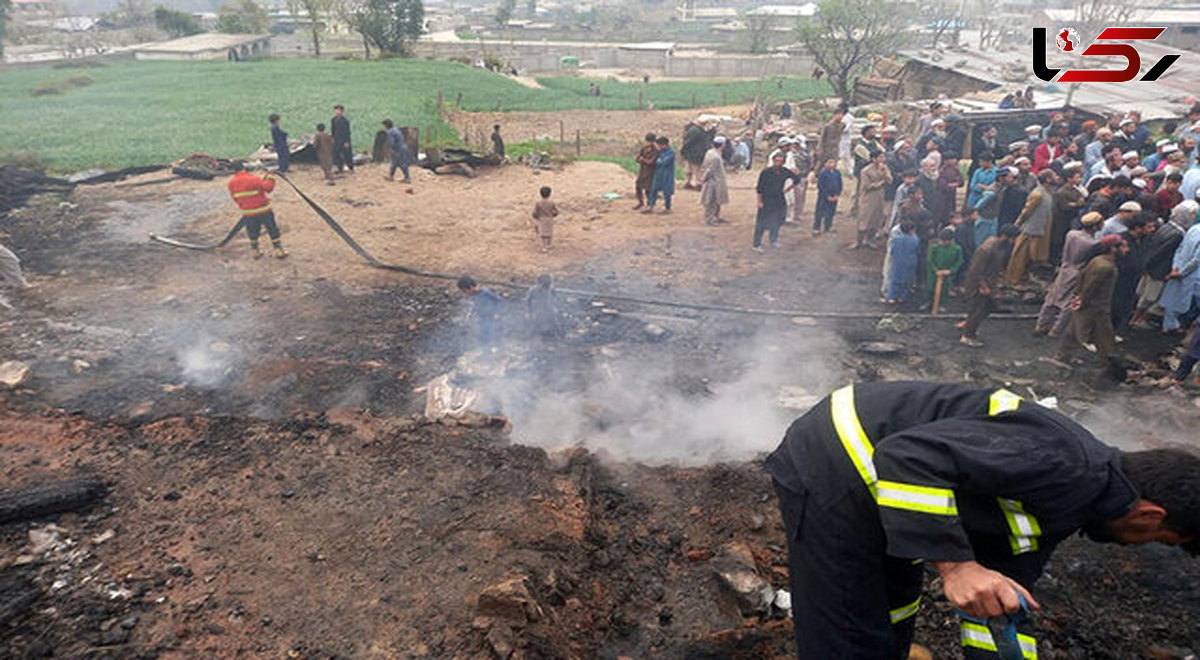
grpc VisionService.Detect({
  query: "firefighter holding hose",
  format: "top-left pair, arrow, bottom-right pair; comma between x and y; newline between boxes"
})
766,381 -> 1199,659
227,162 -> 288,259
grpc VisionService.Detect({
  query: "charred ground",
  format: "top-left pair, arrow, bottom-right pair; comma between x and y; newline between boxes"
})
2,138 -> 1200,659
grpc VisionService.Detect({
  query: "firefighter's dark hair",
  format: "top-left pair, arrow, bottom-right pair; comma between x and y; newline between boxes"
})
457,276 -> 477,291
1121,449 -> 1200,552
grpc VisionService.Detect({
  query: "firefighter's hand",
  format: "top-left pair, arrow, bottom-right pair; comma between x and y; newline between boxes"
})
935,560 -> 1039,619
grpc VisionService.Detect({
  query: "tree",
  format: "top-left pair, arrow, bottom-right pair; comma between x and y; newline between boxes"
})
287,0 -> 332,55
1073,0 -> 1142,41
217,0 -> 270,34
0,0 -> 11,58
495,0 -> 515,26
154,6 -> 203,37
743,14 -> 773,54
348,0 -> 423,56
920,0 -> 964,49
796,0 -> 913,102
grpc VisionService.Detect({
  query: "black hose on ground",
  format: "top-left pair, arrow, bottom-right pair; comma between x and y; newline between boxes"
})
161,172 -> 1040,322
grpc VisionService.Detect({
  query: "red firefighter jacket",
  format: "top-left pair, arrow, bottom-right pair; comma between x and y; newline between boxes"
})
227,171 -> 275,216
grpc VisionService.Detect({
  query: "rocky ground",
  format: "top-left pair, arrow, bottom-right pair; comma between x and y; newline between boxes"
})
2,108 -> 1200,658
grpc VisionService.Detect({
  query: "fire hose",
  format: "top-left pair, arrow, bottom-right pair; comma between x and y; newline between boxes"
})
152,173 -> 1039,322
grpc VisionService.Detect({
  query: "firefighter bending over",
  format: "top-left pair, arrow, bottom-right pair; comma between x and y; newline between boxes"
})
766,381 -> 1198,659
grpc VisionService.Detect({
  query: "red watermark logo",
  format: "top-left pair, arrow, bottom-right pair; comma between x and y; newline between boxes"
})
1033,26 -> 1181,83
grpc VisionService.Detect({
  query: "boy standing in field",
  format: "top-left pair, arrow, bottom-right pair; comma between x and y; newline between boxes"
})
532,186 -> 559,253
634,133 -> 658,210
313,123 -> 335,185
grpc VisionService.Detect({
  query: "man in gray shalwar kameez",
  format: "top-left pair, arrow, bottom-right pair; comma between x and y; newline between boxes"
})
700,136 -> 731,226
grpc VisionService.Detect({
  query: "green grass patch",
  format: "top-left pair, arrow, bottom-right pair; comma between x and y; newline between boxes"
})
505,139 -> 559,162
0,59 -> 831,171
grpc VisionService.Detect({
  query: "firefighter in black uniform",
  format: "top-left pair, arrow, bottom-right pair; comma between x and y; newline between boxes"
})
766,381 -> 1199,660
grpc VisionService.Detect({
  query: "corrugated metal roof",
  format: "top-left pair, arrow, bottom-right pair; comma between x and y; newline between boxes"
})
901,38 -> 1200,120
1040,7 -> 1200,25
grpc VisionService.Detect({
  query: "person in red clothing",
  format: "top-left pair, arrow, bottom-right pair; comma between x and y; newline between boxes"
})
227,162 -> 288,259
1154,172 -> 1184,220
1032,134 -> 1062,173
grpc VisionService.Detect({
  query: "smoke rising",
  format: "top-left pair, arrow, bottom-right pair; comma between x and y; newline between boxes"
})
461,323 -> 842,466
175,334 -> 239,388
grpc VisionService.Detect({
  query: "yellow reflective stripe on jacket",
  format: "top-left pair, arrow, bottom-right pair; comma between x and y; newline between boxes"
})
960,622 -> 1038,659
988,388 -> 1022,415
239,204 -> 272,215
830,385 -> 877,496
232,190 -> 261,198
889,596 -> 921,624
877,481 -> 958,516
999,498 -> 1043,555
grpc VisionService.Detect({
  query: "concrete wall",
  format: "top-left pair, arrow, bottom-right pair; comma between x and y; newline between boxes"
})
415,40 -> 669,71
666,54 -> 811,77
414,39 -> 813,78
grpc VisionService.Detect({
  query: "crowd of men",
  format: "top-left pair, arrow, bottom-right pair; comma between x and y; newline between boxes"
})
651,101 -> 1200,385
825,101 -> 1200,382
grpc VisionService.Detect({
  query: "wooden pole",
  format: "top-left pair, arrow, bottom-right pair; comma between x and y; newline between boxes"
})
560,119 -> 565,144
638,91 -> 643,110
576,130 -> 581,156
436,91 -> 443,111
932,273 -> 946,315
456,91 -> 463,109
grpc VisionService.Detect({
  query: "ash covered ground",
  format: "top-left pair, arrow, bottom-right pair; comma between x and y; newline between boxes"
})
2,155 -> 1199,659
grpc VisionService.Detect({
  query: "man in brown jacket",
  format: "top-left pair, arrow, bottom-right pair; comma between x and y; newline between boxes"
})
1058,234 -> 1128,360
957,224 -> 1019,346
634,133 -> 658,210
819,107 -> 845,164
313,123 -> 335,185
1005,169 -> 1058,286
